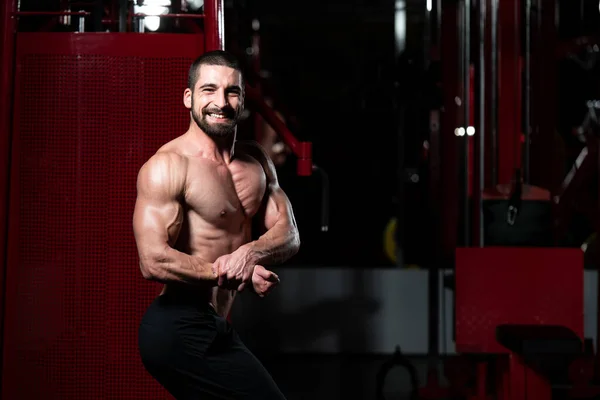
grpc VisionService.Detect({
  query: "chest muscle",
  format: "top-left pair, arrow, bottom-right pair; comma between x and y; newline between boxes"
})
184,158 -> 267,227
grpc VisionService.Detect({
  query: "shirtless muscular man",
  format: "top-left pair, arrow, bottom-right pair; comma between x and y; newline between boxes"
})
134,50 -> 300,399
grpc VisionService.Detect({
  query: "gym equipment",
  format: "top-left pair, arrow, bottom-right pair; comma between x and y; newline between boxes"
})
482,174 -> 553,247
420,1 -> 595,399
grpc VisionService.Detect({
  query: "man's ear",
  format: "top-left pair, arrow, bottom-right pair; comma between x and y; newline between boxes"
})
183,88 -> 192,109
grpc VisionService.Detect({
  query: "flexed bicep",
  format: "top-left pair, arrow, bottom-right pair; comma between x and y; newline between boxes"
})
262,185 -> 297,232
236,140 -> 300,264
235,140 -> 296,231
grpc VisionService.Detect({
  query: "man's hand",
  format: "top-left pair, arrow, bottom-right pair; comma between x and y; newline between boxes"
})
252,265 -> 280,297
214,245 -> 257,291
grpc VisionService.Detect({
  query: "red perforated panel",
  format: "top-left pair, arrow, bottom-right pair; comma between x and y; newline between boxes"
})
455,247 -> 584,354
3,33 -> 204,399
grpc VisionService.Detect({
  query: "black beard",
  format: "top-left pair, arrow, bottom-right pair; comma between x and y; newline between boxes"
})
192,104 -> 238,138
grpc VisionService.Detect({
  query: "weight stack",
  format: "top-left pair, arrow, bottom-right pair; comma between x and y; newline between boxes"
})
482,184 -> 554,247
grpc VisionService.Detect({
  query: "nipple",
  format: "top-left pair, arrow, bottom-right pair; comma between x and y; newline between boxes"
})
220,210 -> 227,217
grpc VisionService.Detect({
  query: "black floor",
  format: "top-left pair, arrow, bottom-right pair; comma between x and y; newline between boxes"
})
260,354 -> 435,400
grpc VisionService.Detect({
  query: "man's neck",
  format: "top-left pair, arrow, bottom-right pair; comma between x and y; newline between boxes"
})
186,124 -> 236,164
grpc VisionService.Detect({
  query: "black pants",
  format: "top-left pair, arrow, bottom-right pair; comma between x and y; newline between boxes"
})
138,293 -> 286,400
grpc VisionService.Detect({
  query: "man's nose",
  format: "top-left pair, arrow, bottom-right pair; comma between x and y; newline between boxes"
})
213,89 -> 228,108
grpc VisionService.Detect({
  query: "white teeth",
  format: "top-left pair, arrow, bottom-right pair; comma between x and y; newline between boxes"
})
209,113 -> 226,119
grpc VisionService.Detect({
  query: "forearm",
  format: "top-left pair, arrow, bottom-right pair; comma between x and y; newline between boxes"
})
140,245 -> 218,285
245,222 -> 300,266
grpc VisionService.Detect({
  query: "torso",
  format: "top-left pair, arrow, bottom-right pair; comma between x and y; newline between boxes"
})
162,139 -> 267,317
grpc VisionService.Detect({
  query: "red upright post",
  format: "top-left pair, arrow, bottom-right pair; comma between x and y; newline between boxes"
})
0,0 -> 17,349
529,0 -> 559,193
203,0 -> 224,51
497,0 -> 522,185
483,0 -> 498,190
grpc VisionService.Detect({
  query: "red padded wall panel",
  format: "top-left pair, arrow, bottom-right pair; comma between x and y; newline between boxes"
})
3,33 -> 204,400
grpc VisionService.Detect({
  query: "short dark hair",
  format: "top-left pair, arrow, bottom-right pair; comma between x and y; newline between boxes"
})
187,50 -> 244,90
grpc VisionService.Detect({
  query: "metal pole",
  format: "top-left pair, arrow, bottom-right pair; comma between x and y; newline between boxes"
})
78,10 -> 86,32
463,0 -> 471,246
523,0 -> 531,183
478,0 -> 486,247
204,0 -> 225,51
435,0 -> 442,48
426,0 -> 441,365
490,0 -> 498,186
118,0 -> 127,32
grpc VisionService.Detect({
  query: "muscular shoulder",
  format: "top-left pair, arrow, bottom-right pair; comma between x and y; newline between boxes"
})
137,151 -> 188,200
235,140 -> 268,158
234,140 -> 278,185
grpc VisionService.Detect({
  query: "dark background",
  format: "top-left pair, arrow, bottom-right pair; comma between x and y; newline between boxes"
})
228,0 -> 432,267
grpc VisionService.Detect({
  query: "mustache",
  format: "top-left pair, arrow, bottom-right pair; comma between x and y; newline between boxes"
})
202,106 -> 235,119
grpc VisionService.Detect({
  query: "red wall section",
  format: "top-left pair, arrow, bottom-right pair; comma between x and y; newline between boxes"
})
3,32 -> 204,399
455,247 -> 584,354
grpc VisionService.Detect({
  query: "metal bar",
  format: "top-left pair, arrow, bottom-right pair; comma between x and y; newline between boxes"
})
132,12 -> 204,33
525,0 -> 559,194
497,0 -> 521,185
434,0 -> 441,48
490,0 -> 498,186
132,13 -> 204,19
477,0 -> 486,247
78,10 -> 85,32
529,0 -> 539,188
0,0 -> 17,387
203,0 -> 224,51
513,0 -> 521,174
424,0 -> 441,374
13,11 -> 90,16
462,0 -> 471,246
245,85 -> 301,155
119,0 -> 127,32
216,0 -> 224,50
245,84 -> 312,176
99,16 -> 201,32
312,165 -> 329,232
523,0 -> 531,183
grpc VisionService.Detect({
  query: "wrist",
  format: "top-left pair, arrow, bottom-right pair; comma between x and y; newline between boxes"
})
192,255 -> 217,281
243,242 -> 265,266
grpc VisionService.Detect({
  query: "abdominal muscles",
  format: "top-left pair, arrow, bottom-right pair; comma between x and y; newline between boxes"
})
172,209 -> 253,316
